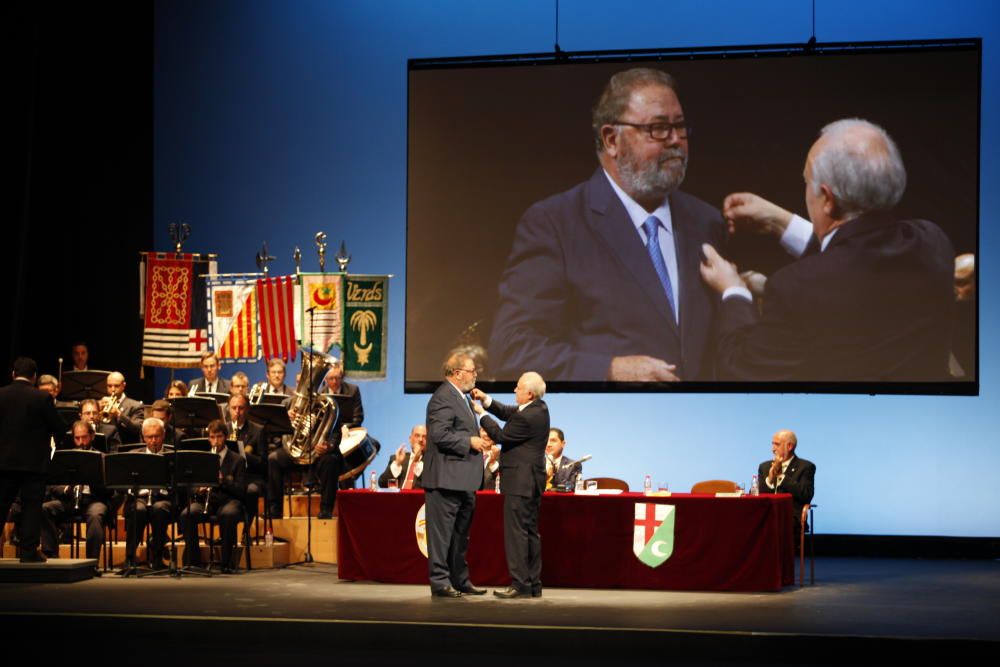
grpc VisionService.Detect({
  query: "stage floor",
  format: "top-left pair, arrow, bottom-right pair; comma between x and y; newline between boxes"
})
1,557 -> 997,664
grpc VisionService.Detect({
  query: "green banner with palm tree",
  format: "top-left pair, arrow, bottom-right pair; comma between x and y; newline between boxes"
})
342,275 -> 389,378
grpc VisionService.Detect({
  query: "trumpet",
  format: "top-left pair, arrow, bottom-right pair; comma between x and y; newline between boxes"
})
248,381 -> 267,405
101,393 -> 123,424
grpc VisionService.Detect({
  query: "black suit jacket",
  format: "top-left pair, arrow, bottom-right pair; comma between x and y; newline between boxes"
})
321,381 -> 364,449
716,213 -> 955,381
479,399 -> 550,498
0,379 -> 65,473
758,456 -> 815,521
226,420 -> 264,455
189,377 -> 231,395
422,381 -> 483,492
550,455 -> 581,488
114,395 -> 145,442
488,168 -> 725,381
209,448 -> 247,507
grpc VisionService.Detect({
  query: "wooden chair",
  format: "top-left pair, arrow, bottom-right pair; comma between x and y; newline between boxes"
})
584,477 -> 629,492
800,503 -> 816,585
690,480 -> 740,494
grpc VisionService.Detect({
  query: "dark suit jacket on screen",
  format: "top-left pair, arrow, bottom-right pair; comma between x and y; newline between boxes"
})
488,168 -> 726,381
715,213 -> 954,381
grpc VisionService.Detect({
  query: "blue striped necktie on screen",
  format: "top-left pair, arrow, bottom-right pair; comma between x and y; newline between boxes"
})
643,215 -> 677,323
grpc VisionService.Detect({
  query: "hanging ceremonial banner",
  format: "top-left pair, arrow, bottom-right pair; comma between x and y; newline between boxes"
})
206,276 -> 260,363
343,275 -> 389,378
140,253 -> 216,368
298,273 -> 344,355
256,275 -> 298,363
632,503 -> 676,568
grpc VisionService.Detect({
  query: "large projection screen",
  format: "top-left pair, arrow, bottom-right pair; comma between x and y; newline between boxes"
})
406,41 -> 979,395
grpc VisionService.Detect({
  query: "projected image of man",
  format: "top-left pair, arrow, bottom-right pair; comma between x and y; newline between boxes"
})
700,119 -> 954,381
489,68 -> 725,382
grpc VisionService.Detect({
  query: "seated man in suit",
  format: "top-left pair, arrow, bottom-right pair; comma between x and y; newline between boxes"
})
701,119 -> 954,381
379,425 -> 427,489
268,361 -> 364,519
545,427 -> 582,490
188,352 -> 230,395
41,421 -> 114,568
480,429 -> 500,492
71,342 -> 89,372
225,393 -> 265,514
757,429 -> 815,541
101,372 -> 145,443
80,399 -> 121,451
263,358 -> 294,397
37,374 -> 59,400
229,371 -> 249,398
489,67 -> 725,382
180,419 -> 247,572
149,399 -> 188,445
123,418 -> 173,569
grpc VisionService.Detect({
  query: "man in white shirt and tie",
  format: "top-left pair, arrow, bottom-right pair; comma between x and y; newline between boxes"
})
378,425 -> 427,489
489,67 -> 725,382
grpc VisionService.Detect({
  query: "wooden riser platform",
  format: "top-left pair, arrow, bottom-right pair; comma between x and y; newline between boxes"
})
3,496 -> 338,568
2,519 -> 332,567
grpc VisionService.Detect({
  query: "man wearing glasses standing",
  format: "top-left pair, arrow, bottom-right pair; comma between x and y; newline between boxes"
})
422,351 -> 491,598
489,68 -> 725,382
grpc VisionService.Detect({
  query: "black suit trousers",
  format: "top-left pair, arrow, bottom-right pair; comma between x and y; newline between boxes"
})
504,492 -> 542,592
42,497 -> 110,559
124,497 -> 172,562
424,488 -> 476,591
181,499 -> 243,568
0,472 -> 45,553
268,447 -> 343,514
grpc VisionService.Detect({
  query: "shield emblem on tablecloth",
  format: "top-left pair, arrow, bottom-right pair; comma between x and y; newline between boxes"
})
414,503 -> 428,558
633,503 -> 675,568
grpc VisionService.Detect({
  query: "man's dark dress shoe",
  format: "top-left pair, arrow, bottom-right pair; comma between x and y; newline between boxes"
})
431,586 -> 463,598
459,585 -> 487,595
19,549 -> 47,563
493,586 -> 530,599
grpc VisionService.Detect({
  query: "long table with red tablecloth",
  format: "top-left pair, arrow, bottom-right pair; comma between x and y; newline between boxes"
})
336,489 -> 795,591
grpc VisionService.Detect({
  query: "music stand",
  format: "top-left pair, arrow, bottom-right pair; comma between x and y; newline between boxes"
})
172,451 -> 220,576
177,438 -> 212,452
170,397 -> 221,434
55,406 -> 81,430
104,453 -> 171,578
247,403 -> 294,533
247,403 -> 293,435
256,393 -> 288,406
199,391 -> 231,406
118,443 -> 175,453
60,370 -> 111,401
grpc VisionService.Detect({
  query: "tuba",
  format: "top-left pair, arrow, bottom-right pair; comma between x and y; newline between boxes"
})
282,348 -> 339,465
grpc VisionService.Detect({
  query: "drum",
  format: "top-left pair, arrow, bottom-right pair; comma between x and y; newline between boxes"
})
339,427 -> 378,481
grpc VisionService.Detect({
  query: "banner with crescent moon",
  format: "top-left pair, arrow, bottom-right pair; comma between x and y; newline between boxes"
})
298,273 -> 344,355
633,503 -> 676,568
343,275 -> 389,379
